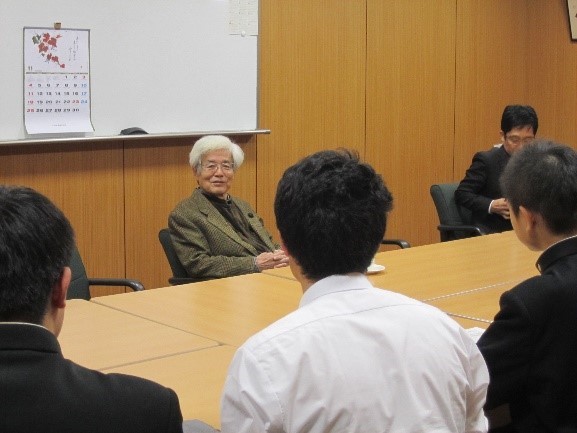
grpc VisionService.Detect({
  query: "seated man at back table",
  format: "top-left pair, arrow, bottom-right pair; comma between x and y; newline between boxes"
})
220,149 -> 489,433
455,105 -> 538,233
477,141 -> 577,432
0,185 -> 183,433
169,135 -> 288,281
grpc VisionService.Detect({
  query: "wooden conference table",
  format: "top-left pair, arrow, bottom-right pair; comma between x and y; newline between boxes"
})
59,230 -> 540,427
264,230 -> 538,301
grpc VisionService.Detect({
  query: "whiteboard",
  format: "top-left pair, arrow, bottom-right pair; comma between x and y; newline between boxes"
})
0,0 -> 258,141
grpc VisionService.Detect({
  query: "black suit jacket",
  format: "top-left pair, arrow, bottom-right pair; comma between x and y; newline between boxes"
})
477,236 -> 577,433
455,145 -> 513,233
0,324 -> 183,433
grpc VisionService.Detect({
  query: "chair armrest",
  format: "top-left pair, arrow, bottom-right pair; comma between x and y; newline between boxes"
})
168,277 -> 202,286
86,278 -> 145,292
381,239 -> 411,249
437,224 -> 486,236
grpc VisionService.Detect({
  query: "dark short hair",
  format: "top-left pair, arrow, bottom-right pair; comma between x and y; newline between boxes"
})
501,140 -> 577,235
501,105 -> 538,135
274,149 -> 393,281
0,186 -> 74,323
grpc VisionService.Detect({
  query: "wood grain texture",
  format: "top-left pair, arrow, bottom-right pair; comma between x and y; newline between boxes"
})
454,0 -> 531,179
525,0 -> 577,146
59,299 -> 218,370
0,141 -> 125,296
257,0 -> 366,234
264,231 -> 539,301
366,0 -> 456,246
92,273 -> 302,346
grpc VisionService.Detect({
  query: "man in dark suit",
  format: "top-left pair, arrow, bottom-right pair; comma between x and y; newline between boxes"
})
477,141 -> 577,432
0,185 -> 184,433
455,105 -> 538,233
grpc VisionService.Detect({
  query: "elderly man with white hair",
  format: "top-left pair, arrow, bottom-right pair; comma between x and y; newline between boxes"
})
169,135 -> 288,281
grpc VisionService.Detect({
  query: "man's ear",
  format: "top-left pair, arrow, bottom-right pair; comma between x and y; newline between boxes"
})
279,239 -> 291,257
51,266 -> 71,308
518,205 -> 540,231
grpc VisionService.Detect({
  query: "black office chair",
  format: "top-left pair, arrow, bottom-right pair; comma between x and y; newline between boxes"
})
381,239 -> 411,248
68,245 -> 145,300
158,228 -> 201,285
430,183 -> 486,242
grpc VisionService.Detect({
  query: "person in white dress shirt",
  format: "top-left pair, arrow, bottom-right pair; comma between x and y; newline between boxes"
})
220,149 -> 489,433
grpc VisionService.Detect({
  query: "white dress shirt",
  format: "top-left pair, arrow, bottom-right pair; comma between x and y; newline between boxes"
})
220,274 -> 489,433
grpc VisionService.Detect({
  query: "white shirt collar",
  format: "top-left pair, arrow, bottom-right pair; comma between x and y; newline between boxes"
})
300,273 -> 373,308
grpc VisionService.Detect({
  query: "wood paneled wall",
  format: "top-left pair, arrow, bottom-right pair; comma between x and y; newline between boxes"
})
365,0 -> 456,245
257,0 -> 366,236
0,142 -> 126,295
454,1 -> 532,178
526,0 -> 577,146
1,0 -> 576,292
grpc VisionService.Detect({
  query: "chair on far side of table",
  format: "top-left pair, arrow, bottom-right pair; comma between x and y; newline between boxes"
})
68,245 -> 145,300
430,183 -> 486,242
158,228 -> 201,286
381,239 -> 411,249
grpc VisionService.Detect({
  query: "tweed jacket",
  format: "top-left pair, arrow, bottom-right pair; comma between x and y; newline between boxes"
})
477,236 -> 577,432
169,188 -> 278,280
455,145 -> 513,233
0,323 -> 183,433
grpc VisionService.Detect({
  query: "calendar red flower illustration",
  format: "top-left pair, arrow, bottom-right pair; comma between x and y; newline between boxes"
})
31,32 -> 65,68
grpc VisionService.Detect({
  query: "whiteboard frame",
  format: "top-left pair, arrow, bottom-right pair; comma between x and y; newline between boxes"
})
0,0 -> 259,142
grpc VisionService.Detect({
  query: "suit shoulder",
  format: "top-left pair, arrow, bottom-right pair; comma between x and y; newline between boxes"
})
65,360 -> 174,398
472,146 -> 502,160
170,191 -> 203,216
61,361 -> 183,430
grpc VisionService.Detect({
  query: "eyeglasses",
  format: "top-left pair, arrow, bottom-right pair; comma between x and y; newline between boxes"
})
505,135 -> 534,145
201,162 -> 235,173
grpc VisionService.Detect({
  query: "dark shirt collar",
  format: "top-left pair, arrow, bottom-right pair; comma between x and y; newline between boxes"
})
200,189 -> 231,206
536,235 -> 577,273
0,322 -> 61,353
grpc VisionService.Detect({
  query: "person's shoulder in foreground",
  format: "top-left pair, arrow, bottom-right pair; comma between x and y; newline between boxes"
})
477,140 -> 577,433
220,149 -> 489,433
0,185 -> 184,433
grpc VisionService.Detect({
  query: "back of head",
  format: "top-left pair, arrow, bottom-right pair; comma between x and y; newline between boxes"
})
188,135 -> 245,171
0,186 -> 74,323
501,140 -> 577,235
501,105 -> 539,134
274,149 -> 393,281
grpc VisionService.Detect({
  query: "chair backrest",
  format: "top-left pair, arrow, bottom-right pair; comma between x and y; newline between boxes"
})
430,183 -> 476,241
68,245 -> 91,300
158,228 -> 189,279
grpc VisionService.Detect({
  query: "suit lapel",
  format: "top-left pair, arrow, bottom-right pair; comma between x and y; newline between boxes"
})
236,201 -> 276,251
196,192 -> 259,254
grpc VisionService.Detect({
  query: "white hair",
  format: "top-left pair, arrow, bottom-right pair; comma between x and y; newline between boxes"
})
188,135 -> 245,171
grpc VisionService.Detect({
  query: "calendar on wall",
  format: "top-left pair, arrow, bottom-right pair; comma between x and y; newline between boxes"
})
23,27 -> 94,135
